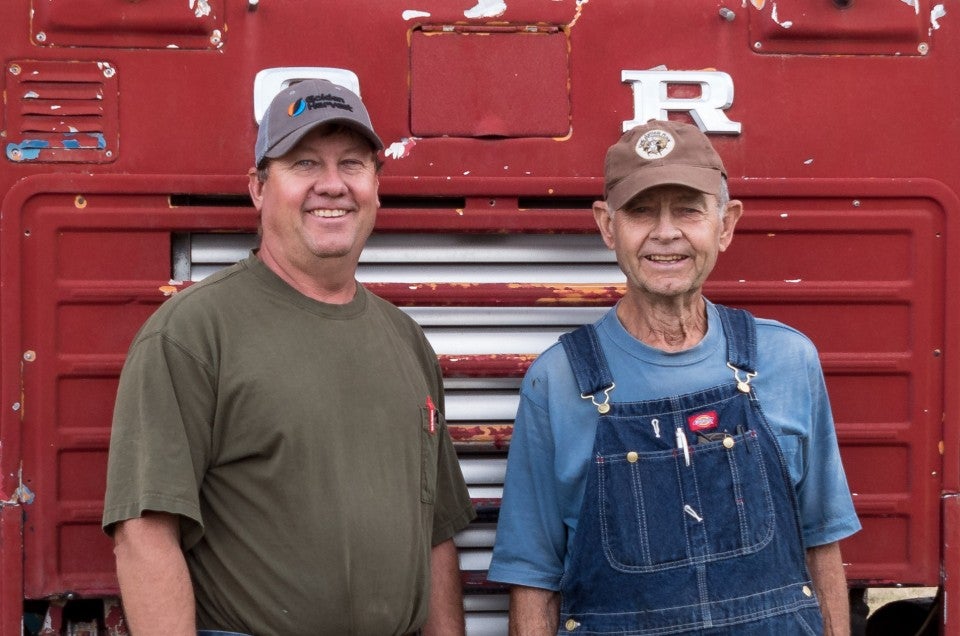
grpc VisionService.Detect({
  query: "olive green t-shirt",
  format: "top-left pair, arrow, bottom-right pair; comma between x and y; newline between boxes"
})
102,254 -> 475,635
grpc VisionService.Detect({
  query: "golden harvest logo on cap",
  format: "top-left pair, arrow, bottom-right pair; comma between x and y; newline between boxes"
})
287,93 -> 355,118
635,129 -> 675,160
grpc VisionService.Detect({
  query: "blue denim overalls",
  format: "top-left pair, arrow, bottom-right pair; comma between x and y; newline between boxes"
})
557,305 -> 823,634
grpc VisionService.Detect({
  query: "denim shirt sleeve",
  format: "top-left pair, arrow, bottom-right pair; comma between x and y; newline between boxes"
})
487,372 -> 568,591
756,321 -> 861,548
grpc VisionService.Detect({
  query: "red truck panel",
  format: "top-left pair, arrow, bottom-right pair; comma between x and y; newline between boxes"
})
2,0 -> 959,633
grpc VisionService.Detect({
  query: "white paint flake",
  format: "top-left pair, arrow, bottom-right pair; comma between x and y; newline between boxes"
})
464,0 -> 507,19
402,10 -> 432,20
771,3 -> 793,28
901,0 -> 920,16
931,4 -> 946,30
386,137 -> 420,159
190,0 -> 212,18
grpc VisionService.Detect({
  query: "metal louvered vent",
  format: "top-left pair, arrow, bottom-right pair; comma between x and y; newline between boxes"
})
5,60 -> 118,163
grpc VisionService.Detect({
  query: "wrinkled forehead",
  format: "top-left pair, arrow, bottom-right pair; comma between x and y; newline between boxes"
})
623,184 -> 716,207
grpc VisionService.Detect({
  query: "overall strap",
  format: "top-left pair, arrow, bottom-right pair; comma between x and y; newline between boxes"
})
716,304 -> 758,374
559,325 -> 615,398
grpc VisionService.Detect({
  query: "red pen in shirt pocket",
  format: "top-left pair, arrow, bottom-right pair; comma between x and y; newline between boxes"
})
426,395 -> 437,434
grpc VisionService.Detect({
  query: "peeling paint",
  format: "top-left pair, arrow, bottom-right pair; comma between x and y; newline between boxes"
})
464,0 -> 507,19
568,0 -> 589,28
901,0 -> 920,16
402,9 -> 432,20
804,158 -> 814,165
785,279 -> 802,284
190,0 -> 212,18
931,4 -> 946,31
386,137 -> 419,159
6,132 -> 107,161
750,0 -> 766,9
7,139 -> 49,161
771,3 -> 793,28
1,466 -> 35,506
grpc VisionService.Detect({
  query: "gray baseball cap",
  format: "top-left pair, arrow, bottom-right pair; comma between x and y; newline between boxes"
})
254,78 -> 383,167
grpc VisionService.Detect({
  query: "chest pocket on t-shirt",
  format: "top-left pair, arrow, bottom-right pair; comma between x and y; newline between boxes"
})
420,406 -> 444,504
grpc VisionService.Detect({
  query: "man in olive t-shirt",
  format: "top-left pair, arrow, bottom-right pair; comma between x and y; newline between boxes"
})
102,79 -> 475,635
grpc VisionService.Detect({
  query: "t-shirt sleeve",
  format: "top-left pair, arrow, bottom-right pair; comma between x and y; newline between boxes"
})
487,388 -> 567,591
795,359 -> 862,547
429,355 -> 476,545
431,418 -> 477,545
101,330 -> 215,549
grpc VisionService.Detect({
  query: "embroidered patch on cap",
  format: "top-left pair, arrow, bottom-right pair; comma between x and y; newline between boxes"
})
688,410 -> 718,431
635,129 -> 675,160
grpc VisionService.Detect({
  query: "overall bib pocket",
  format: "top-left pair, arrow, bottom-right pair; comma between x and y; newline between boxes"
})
597,425 -> 776,572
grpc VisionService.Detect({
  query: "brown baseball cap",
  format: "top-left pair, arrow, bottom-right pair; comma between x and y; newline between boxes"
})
255,78 -> 383,167
603,120 -> 726,211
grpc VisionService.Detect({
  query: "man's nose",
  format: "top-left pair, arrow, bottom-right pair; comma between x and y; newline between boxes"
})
311,165 -> 348,196
651,207 -> 681,239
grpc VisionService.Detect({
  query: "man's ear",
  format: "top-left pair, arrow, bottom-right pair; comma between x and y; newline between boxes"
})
719,199 -> 743,252
247,167 -> 264,212
593,200 -> 616,249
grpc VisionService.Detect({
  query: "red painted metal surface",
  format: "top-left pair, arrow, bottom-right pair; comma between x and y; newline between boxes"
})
1,0 -> 959,632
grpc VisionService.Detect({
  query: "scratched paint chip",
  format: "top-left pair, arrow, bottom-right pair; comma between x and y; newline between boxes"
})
464,0 -> 507,19
402,10 -> 431,20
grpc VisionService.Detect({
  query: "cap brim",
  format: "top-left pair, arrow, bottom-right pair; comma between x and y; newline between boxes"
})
607,166 -> 722,211
262,118 -> 384,164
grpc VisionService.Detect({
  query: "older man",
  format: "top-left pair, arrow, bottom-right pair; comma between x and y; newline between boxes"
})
103,79 -> 475,635
488,120 -> 860,635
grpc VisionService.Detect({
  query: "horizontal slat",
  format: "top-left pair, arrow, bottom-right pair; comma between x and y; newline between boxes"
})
455,525 -> 498,549
460,458 -> 507,485
465,613 -> 509,635
405,306 -> 604,326
189,232 -> 612,264
425,329 -> 566,355
460,549 -> 494,572
445,392 -> 519,421
465,596 -> 509,612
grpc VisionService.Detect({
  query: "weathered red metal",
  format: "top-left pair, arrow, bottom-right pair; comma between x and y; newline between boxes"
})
1,0 -> 958,632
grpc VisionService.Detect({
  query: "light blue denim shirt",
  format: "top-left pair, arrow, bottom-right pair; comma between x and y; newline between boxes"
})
488,300 -> 861,591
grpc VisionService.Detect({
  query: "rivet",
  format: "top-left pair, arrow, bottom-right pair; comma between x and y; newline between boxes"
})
627,451 -> 639,463
852,200 -> 861,207
23,350 -> 36,362
918,42 -> 929,55
12,402 -> 21,412
102,66 -> 116,79
719,7 -> 736,21
75,195 -> 87,209
35,31 -> 47,43
9,64 -> 21,76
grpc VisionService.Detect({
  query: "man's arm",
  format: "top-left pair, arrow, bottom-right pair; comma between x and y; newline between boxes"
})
113,512 -> 196,636
509,585 -> 560,636
807,541 -> 850,636
422,538 -> 465,636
